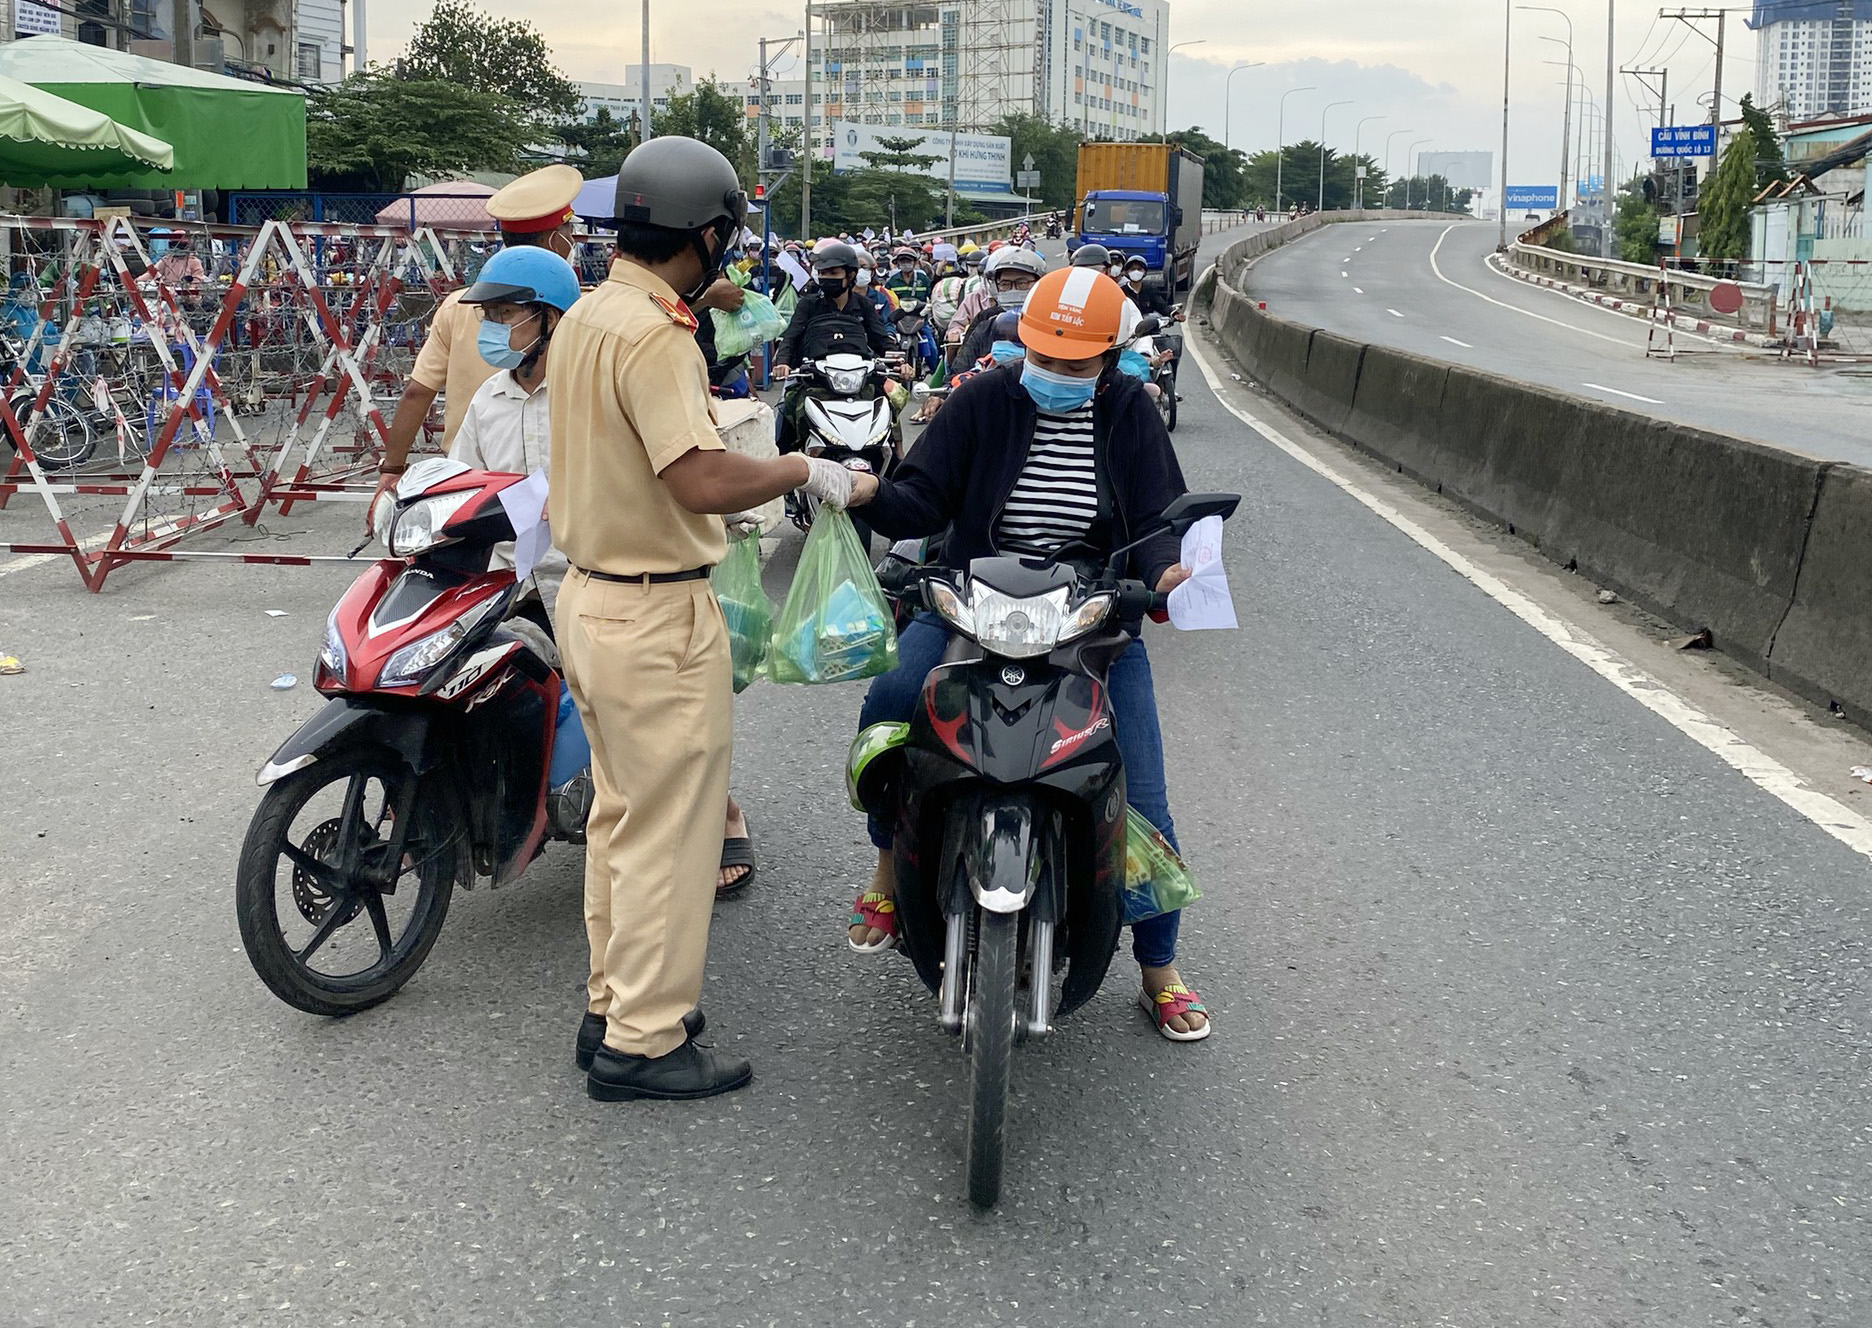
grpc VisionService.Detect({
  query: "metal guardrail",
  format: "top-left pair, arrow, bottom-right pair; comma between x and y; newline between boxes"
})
1506,241 -> 1779,332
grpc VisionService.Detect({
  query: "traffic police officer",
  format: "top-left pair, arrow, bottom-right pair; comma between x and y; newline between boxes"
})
371,163 -> 584,525
549,137 -> 862,1102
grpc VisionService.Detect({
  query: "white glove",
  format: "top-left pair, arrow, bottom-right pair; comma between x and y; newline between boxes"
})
801,456 -> 855,511
724,511 -> 763,538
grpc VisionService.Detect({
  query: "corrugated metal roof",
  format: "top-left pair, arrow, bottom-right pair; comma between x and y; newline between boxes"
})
1749,1 -> 1872,29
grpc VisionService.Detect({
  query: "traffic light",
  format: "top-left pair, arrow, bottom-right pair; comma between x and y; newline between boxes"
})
753,184 -> 766,202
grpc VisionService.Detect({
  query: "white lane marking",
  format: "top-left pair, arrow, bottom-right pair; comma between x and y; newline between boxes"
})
1583,381 -> 1665,405
1341,271 -> 1349,278
1441,335 -> 1474,348
1183,320 -> 1872,862
0,529 -> 114,580
1355,247 -> 1364,252
1353,287 -> 1365,294
1386,308 -> 1405,318
1427,225 -> 1638,348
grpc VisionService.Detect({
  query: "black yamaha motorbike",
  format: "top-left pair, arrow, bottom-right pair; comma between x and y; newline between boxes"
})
847,492 -> 1239,1207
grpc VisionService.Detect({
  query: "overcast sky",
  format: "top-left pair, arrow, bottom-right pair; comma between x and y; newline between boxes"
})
367,0 -> 1757,192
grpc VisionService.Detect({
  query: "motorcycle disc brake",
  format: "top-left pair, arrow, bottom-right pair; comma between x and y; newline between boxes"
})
290,817 -> 371,926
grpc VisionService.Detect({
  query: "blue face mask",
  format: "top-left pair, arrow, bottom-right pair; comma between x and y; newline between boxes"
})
476,318 -> 535,370
1020,361 -> 1096,413
990,340 -> 1024,365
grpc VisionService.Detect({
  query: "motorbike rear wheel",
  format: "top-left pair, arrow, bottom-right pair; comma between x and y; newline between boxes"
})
1157,373 -> 1178,433
964,908 -> 1020,1208
235,748 -> 466,1016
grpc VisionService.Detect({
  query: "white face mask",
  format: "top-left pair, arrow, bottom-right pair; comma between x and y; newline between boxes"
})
855,268 -> 873,288
1107,263 -> 1122,277
1125,269 -> 1145,285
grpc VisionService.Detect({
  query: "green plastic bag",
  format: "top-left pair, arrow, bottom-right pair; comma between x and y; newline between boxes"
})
767,507 -> 899,685
710,530 -> 772,694
1121,806 -> 1200,924
711,290 -> 789,360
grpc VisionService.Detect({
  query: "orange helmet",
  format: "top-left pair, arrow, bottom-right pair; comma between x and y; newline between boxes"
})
1017,267 -> 1126,360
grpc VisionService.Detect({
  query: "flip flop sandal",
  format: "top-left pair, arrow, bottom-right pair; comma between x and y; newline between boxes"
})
847,890 -> 899,954
1140,982 -> 1213,1043
718,834 -> 757,898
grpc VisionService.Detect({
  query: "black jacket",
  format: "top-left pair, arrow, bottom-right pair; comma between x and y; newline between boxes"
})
776,289 -> 894,365
1125,279 -> 1178,318
863,364 -> 1187,592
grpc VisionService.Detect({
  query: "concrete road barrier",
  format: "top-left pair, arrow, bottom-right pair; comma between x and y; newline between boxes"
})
1766,464 -> 1872,728
1203,219 -> 1865,719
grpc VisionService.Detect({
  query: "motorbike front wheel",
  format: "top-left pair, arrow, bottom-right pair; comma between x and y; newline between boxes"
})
235,748 -> 466,1016
1158,373 -> 1178,432
965,908 -> 1020,1208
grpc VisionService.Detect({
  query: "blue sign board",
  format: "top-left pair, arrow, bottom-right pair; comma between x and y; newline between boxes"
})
1652,124 -> 1717,158
1504,185 -> 1560,210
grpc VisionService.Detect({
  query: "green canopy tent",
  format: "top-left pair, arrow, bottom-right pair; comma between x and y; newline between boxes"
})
0,36 -> 304,189
0,72 -> 175,186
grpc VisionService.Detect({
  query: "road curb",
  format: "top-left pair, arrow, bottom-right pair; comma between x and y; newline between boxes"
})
1491,257 -> 1781,348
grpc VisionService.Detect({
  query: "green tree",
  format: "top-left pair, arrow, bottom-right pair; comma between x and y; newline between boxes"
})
1738,93 -> 1789,188
306,72 -> 532,192
857,134 -> 945,174
1612,174 -> 1660,262
986,111 -> 1080,210
556,106 -> 636,174
1379,174 -> 1473,213
1697,126 -> 1759,262
394,0 -> 581,127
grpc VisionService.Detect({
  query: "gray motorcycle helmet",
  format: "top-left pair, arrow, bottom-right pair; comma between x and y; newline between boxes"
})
1070,243 -> 1111,268
610,136 -> 748,299
812,241 -> 861,274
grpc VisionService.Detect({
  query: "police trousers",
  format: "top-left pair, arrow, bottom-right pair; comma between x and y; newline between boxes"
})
556,569 -> 733,1058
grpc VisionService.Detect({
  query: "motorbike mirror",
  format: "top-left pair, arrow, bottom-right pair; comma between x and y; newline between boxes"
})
1158,492 -> 1241,535
912,382 -> 931,400
1132,316 -> 1161,340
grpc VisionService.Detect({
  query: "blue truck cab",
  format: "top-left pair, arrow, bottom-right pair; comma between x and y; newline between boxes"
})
1068,144 -> 1204,291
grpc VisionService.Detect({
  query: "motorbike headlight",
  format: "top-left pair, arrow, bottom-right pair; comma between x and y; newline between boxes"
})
1062,592 -> 1115,642
318,605 -> 348,678
379,593 -> 504,688
967,585 -> 1071,659
826,365 -> 868,395
387,490 -> 476,558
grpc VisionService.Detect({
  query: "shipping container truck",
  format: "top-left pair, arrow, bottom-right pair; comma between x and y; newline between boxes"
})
1070,143 -> 1204,291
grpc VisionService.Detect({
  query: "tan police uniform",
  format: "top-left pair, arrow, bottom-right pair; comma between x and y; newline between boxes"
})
409,165 -> 585,446
547,257 -> 732,1060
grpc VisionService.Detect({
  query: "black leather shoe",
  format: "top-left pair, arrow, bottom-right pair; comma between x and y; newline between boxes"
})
575,1008 -> 705,1071
586,1040 -> 753,1102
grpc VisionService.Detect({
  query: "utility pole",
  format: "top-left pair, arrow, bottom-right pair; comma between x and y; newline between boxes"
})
640,0 -> 653,148
1624,66 -> 1667,134
801,2 -> 813,239
1661,8 -> 1727,129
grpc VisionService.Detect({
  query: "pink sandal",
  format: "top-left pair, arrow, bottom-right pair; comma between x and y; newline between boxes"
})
1140,982 -> 1212,1042
847,890 -> 899,954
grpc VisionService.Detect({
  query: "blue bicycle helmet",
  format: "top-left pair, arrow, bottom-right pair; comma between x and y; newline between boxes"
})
459,246 -> 581,312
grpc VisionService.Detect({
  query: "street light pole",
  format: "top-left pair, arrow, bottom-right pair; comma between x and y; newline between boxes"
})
1602,0 -> 1616,258
1318,99 -> 1351,213
1167,39 -> 1205,133
1520,6 -> 1575,212
640,0 -> 653,148
1224,62 -> 1265,156
1353,114 -> 1385,209
801,0 -> 813,238
1275,86 -> 1315,213
1496,0 -> 1510,248
1406,138 -> 1431,208
1383,128 -> 1414,208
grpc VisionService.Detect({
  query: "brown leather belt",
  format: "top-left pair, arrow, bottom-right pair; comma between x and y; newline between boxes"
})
573,565 -> 711,585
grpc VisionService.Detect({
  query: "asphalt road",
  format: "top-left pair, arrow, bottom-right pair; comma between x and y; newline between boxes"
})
4,221 -> 1872,1325
1247,219 -> 1872,468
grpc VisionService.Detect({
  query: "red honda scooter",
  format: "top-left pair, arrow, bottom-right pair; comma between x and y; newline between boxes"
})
235,458 -> 587,1016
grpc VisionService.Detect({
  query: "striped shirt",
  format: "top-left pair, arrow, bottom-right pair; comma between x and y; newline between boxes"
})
995,406 -> 1099,558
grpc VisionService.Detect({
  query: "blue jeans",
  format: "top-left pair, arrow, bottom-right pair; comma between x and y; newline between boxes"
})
859,613 -> 1183,967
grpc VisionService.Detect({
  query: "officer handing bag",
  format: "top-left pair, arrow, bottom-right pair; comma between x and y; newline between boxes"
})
549,137 -> 864,1103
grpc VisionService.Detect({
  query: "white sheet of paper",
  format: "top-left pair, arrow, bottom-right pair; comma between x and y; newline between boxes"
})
496,469 -> 553,583
1166,514 -> 1237,631
774,250 -> 811,291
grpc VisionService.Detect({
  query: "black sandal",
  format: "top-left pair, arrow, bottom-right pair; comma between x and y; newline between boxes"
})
718,834 -> 757,897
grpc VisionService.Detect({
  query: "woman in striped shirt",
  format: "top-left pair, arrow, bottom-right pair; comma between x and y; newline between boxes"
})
844,266 -> 1212,1041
